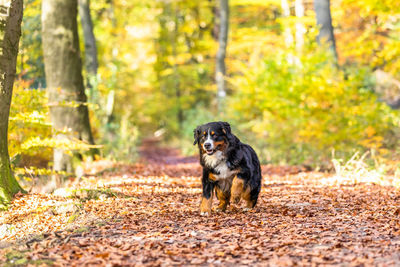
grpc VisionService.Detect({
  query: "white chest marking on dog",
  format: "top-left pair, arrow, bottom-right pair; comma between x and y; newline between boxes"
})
203,151 -> 239,181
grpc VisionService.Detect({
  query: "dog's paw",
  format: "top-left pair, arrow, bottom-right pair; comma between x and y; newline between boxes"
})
200,211 -> 210,216
231,196 -> 240,204
216,207 -> 227,212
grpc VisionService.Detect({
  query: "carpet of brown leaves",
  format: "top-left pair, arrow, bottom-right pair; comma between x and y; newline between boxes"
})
2,141 -> 400,266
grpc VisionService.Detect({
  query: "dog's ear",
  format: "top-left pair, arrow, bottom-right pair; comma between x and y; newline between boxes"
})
221,121 -> 231,135
221,122 -> 237,144
193,126 -> 201,145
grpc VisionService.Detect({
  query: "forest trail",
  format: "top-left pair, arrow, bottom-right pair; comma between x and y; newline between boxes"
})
1,140 -> 400,266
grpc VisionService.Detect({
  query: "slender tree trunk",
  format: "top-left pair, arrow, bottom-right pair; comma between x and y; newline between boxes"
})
209,0 -> 219,41
0,0 -> 24,208
281,0 -> 295,64
281,0 -> 293,46
105,0 -> 116,125
295,0 -> 305,53
314,0 -> 337,60
216,0 -> 229,112
42,0 -> 96,174
78,0 -> 98,92
173,5 -> 183,129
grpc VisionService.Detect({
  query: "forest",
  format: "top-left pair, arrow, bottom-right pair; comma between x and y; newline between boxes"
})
1,0 -> 400,265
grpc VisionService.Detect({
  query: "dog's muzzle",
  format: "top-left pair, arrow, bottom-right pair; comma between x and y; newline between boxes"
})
203,141 -> 215,155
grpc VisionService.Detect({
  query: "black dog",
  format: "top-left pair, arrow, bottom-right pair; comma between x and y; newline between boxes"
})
193,121 -> 262,215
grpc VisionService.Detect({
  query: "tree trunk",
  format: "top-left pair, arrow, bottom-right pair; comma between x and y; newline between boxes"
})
216,0 -> 229,112
281,0 -> 295,64
314,0 -> 337,60
173,5 -> 183,129
295,0 -> 305,53
281,0 -> 293,46
0,0 -> 24,208
42,0 -> 96,174
105,0 -> 116,126
78,0 -> 98,91
209,0 -> 219,41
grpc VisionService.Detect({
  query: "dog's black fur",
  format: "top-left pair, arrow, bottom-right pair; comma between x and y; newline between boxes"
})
193,121 -> 262,215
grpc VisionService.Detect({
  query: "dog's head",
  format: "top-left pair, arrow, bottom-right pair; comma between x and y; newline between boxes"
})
193,121 -> 233,155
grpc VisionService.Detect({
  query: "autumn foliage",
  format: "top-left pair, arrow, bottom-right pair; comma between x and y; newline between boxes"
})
3,0 -> 400,264
12,0 -> 400,171
2,145 -> 400,265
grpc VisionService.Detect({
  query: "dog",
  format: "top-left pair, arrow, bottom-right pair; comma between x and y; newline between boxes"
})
193,121 -> 262,215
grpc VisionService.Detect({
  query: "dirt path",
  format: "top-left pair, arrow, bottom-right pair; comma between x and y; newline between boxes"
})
1,142 -> 400,266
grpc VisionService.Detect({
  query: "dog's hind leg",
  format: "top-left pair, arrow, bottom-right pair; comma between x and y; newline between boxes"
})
230,176 -> 244,205
215,185 -> 230,212
241,186 -> 256,210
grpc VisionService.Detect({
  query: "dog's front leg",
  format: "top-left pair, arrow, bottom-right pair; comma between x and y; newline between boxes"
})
200,170 -> 214,216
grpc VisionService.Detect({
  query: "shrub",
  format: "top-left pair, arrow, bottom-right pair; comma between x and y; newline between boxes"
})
9,79 -> 52,169
9,80 -> 101,183
228,49 -> 400,167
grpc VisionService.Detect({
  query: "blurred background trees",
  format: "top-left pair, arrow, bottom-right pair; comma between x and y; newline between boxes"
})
216,0 -> 229,111
7,0 -> 400,188
314,0 -> 337,60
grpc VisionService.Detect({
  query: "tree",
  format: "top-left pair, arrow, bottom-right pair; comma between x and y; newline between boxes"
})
42,0 -> 96,174
281,0 -> 294,64
314,0 -> 337,60
172,4 -> 183,129
0,0 -> 24,208
295,0 -> 305,53
78,0 -> 98,93
209,0 -> 219,41
216,0 -> 229,112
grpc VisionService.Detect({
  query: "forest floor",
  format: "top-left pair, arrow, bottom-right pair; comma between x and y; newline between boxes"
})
1,139 -> 400,266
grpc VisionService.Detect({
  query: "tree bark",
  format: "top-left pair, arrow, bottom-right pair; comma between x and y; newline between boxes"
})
314,0 -> 337,60
216,0 -> 229,112
78,0 -> 98,87
295,0 -> 305,53
173,5 -> 183,128
42,0 -> 96,174
209,0 -> 219,41
0,0 -> 24,208
281,0 -> 293,46
281,0 -> 295,64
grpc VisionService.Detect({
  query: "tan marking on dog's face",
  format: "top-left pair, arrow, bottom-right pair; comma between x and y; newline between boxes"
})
200,196 -> 213,215
214,140 -> 227,152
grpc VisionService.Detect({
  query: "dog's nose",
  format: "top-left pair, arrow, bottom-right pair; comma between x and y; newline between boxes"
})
204,143 -> 212,150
